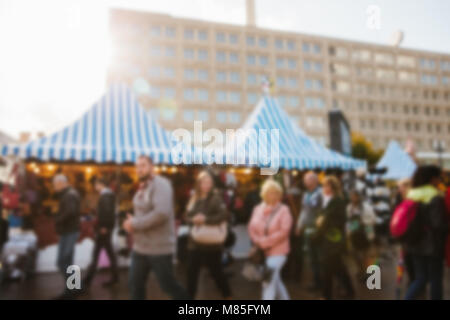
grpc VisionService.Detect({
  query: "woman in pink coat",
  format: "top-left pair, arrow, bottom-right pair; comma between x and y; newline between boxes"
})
248,179 -> 293,300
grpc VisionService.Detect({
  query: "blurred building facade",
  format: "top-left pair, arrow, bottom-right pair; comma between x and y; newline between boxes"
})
107,8 -> 450,168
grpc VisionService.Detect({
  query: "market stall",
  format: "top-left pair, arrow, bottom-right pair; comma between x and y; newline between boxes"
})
0,83 -> 196,273
205,94 -> 365,170
376,140 -> 417,180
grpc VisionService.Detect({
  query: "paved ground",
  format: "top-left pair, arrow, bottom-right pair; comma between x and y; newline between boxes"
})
4,247 -> 449,300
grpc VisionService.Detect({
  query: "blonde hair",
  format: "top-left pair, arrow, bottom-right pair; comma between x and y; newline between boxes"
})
187,170 -> 214,211
323,176 -> 342,196
260,179 -> 283,203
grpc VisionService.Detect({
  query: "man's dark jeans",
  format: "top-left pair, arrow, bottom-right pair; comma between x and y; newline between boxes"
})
57,231 -> 80,284
56,231 -> 80,292
405,255 -> 444,300
129,251 -> 190,300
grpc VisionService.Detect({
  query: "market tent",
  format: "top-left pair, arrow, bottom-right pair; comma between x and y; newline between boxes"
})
376,140 -> 417,180
205,95 -> 365,170
0,83 -> 187,164
295,128 -> 366,170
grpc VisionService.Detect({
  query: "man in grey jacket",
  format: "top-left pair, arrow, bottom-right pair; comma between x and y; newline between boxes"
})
295,171 -> 323,291
123,155 -> 189,300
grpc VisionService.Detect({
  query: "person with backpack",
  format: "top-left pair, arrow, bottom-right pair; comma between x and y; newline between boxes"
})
404,165 -> 448,300
184,170 -> 232,299
248,179 -> 293,300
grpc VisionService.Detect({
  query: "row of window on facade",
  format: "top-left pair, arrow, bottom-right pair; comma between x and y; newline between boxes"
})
114,22 -> 450,67
360,119 -> 450,135
148,25 -> 312,52
355,101 -> 450,117
146,25 -> 450,71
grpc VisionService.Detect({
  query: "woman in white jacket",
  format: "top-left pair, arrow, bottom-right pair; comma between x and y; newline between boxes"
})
346,190 -> 377,281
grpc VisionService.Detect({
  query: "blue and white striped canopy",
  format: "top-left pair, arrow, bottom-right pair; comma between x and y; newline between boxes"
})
204,95 -> 365,170
295,128 -> 366,170
0,83 -> 185,164
376,140 -> 417,180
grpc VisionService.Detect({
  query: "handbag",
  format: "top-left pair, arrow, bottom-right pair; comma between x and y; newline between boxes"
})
245,204 -> 281,281
190,221 -> 228,245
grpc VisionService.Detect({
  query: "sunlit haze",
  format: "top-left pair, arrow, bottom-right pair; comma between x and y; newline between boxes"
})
1,0 -> 449,139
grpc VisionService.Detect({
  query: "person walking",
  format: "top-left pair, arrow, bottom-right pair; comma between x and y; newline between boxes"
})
295,171 -> 323,291
52,174 -> 81,299
248,179 -> 293,300
123,155 -> 189,300
185,171 -> 232,299
346,190 -> 376,281
84,177 -> 119,288
405,165 -> 448,300
315,176 -> 355,300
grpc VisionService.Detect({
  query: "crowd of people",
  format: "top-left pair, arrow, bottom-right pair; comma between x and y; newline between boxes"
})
1,155 -> 450,300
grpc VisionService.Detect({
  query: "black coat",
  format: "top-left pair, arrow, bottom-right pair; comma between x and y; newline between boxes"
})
97,189 -> 116,231
408,195 -> 448,258
55,187 -> 81,235
314,196 -> 347,255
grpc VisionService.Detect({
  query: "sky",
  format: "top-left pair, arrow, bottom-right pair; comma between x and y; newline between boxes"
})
0,0 -> 449,139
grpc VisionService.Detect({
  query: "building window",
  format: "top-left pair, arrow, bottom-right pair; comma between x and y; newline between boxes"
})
198,89 -> 209,101
230,112 -> 241,123
288,77 -> 298,88
184,48 -> 195,59
230,72 -> 240,84
276,58 -> 285,68
198,30 -> 208,41
275,39 -> 284,50
259,37 -> 268,48
198,49 -> 208,61
248,93 -> 258,104
229,34 -> 238,44
216,32 -> 226,43
198,70 -> 208,81
150,26 -> 161,37
165,46 -> 176,58
184,69 -> 195,81
313,44 -> 321,54
164,67 -> 175,78
229,52 -> 239,64
149,66 -> 160,78
216,71 -> 227,83
164,87 -> 176,99
247,74 -> 257,85
217,91 -> 227,103
216,112 -> 227,124
184,29 -> 194,40
247,55 -> 256,66
183,89 -> 195,101
276,76 -> 285,87
246,36 -> 255,46
288,59 -> 297,69
183,110 -> 194,122
165,26 -> 176,38
229,92 -> 241,104
198,110 -> 209,121
305,79 -> 323,90
287,40 -> 296,51
259,55 -> 268,66
150,45 -> 162,57
216,51 -> 226,63
289,96 -> 300,107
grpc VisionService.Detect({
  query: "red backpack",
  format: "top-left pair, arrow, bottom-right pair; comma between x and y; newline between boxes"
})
390,199 -> 421,242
